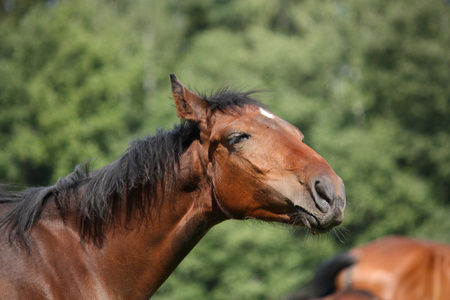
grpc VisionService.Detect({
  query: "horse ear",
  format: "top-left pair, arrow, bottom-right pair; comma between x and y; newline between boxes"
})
170,74 -> 209,124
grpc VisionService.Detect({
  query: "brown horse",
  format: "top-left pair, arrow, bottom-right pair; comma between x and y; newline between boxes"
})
291,236 -> 450,300
0,74 -> 345,299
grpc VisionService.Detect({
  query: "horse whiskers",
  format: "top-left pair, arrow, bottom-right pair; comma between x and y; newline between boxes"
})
332,226 -> 350,244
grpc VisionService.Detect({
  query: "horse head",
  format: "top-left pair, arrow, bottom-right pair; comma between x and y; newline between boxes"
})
171,74 -> 345,234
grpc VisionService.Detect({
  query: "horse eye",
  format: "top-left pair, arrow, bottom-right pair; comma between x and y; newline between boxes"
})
228,133 -> 251,145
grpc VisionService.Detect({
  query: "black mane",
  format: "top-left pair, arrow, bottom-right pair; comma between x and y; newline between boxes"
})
0,88 -> 265,248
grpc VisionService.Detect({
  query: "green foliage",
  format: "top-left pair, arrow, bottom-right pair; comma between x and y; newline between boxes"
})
0,0 -> 145,185
1,0 -> 449,299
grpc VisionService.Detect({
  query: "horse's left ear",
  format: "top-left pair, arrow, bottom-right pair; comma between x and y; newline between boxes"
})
170,74 -> 209,125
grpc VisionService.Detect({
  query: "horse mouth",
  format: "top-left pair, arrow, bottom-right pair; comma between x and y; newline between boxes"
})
288,205 -> 334,235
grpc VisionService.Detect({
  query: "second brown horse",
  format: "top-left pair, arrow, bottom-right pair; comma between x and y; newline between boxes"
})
291,236 -> 450,300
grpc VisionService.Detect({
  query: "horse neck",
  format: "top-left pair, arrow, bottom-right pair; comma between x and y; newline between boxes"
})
91,144 -> 224,299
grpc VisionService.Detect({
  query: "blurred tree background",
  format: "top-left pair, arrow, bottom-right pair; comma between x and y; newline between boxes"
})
1,0 -> 449,299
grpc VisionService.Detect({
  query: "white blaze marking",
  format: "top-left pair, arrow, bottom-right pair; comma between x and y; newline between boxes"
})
259,108 -> 275,119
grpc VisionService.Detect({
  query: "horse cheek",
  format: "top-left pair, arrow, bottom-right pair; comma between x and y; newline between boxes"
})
208,157 -> 252,219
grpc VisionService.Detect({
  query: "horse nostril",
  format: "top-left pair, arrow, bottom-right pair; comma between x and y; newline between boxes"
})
312,177 -> 334,212
315,180 -> 332,203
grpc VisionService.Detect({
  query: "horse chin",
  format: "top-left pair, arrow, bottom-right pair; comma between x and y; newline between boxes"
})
244,212 -> 291,223
288,206 -> 333,235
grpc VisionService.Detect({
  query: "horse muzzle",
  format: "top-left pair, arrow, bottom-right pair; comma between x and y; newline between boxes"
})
291,175 -> 346,234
